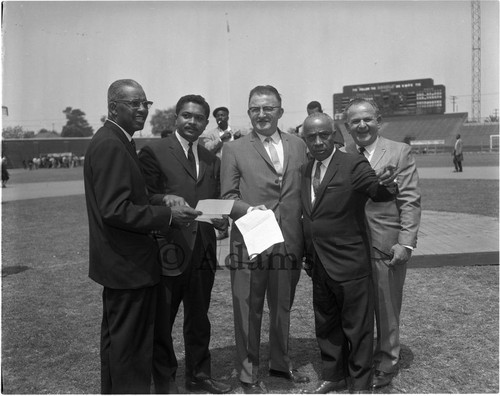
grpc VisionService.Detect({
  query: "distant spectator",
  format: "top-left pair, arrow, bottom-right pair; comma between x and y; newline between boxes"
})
199,106 -> 241,240
2,156 -> 10,188
453,134 -> 463,172
199,106 -> 241,159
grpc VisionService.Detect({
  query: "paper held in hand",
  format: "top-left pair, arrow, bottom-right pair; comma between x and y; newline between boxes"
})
195,199 -> 234,223
234,209 -> 284,259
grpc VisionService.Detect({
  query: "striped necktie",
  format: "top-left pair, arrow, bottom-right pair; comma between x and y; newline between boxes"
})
265,137 -> 283,175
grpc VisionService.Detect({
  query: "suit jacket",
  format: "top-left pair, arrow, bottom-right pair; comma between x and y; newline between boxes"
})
346,137 -> 421,258
301,150 -> 396,282
138,134 -> 221,274
454,138 -> 463,155
221,130 -> 308,263
84,121 -> 172,289
199,126 -> 239,158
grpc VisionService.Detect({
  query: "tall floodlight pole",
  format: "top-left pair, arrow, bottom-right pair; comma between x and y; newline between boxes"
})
471,0 -> 481,123
225,12 -> 231,111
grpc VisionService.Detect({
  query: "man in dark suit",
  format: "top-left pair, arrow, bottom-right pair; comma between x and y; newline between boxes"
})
139,94 -> 231,394
84,79 -> 200,394
345,98 -> 421,388
300,112 -> 397,394
221,85 -> 310,394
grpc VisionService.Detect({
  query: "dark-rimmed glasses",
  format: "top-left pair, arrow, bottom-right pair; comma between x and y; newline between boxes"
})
248,106 -> 281,115
114,100 -> 153,109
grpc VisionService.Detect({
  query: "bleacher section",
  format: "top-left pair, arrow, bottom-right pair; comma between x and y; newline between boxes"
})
458,122 -> 500,151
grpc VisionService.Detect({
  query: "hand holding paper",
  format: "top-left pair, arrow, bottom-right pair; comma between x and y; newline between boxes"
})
195,199 -> 234,224
235,209 -> 284,259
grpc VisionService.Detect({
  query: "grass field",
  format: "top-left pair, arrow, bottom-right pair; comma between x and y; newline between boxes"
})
1,152 -> 498,393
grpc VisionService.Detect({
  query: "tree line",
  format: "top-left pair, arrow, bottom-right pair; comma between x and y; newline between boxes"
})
2,106 -> 178,139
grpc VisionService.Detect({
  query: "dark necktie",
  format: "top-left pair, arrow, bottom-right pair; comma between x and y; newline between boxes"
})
187,142 -> 196,176
312,161 -> 322,198
130,139 -> 136,152
358,146 -> 366,156
264,137 -> 283,175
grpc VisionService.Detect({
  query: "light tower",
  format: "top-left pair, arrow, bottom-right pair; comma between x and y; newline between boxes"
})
471,0 -> 481,123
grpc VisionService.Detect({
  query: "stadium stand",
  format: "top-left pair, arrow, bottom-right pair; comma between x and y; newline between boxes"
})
340,112 -> 497,153
458,122 -> 500,152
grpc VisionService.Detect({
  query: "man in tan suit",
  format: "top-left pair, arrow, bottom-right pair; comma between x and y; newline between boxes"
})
221,85 -> 309,393
345,98 -> 421,389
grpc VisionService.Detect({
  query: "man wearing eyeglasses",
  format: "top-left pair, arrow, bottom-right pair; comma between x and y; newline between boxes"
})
139,95 -> 231,394
84,80 -> 201,393
221,85 -> 310,393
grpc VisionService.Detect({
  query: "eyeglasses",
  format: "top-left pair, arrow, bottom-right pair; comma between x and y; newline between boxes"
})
114,100 -> 153,109
248,106 -> 281,115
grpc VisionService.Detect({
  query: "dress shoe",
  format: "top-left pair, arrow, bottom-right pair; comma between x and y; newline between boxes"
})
185,378 -> 232,394
269,368 -> 310,383
303,380 -> 347,394
372,370 -> 394,388
240,381 -> 267,394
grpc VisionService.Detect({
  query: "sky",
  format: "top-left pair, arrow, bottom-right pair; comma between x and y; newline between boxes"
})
2,0 -> 499,136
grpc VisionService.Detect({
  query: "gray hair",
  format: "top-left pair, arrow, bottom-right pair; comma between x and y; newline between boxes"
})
343,98 -> 381,118
107,79 -> 142,103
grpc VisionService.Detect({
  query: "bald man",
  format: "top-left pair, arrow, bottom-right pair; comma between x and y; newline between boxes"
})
300,112 -> 397,393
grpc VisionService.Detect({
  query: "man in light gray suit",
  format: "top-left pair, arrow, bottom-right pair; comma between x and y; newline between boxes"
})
345,98 -> 421,389
221,85 -> 309,394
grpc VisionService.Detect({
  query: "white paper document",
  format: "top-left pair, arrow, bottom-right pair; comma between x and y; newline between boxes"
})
235,209 -> 284,259
195,199 -> 234,223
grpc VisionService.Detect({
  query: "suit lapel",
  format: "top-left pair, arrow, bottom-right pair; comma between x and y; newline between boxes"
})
168,135 -> 197,181
280,130 -> 290,175
370,137 -> 387,168
197,147 -> 208,183
250,130 -> 276,173
313,150 -> 340,210
106,121 -> 142,169
303,160 -> 314,215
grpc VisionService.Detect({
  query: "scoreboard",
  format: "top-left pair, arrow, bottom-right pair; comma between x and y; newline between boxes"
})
333,78 -> 446,119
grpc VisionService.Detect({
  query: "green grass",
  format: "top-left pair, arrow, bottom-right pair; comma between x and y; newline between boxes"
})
1,159 -> 499,393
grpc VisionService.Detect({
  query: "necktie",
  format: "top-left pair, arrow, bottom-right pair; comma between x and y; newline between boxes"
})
130,139 -> 137,152
358,146 -> 366,156
265,137 -> 283,175
313,161 -> 322,198
187,142 -> 196,176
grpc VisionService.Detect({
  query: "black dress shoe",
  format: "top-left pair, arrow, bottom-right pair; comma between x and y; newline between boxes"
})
303,380 -> 347,394
240,381 -> 267,394
185,378 -> 232,394
269,368 -> 310,383
372,370 -> 394,388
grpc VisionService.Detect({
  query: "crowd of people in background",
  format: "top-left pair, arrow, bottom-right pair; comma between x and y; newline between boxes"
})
22,154 -> 84,170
